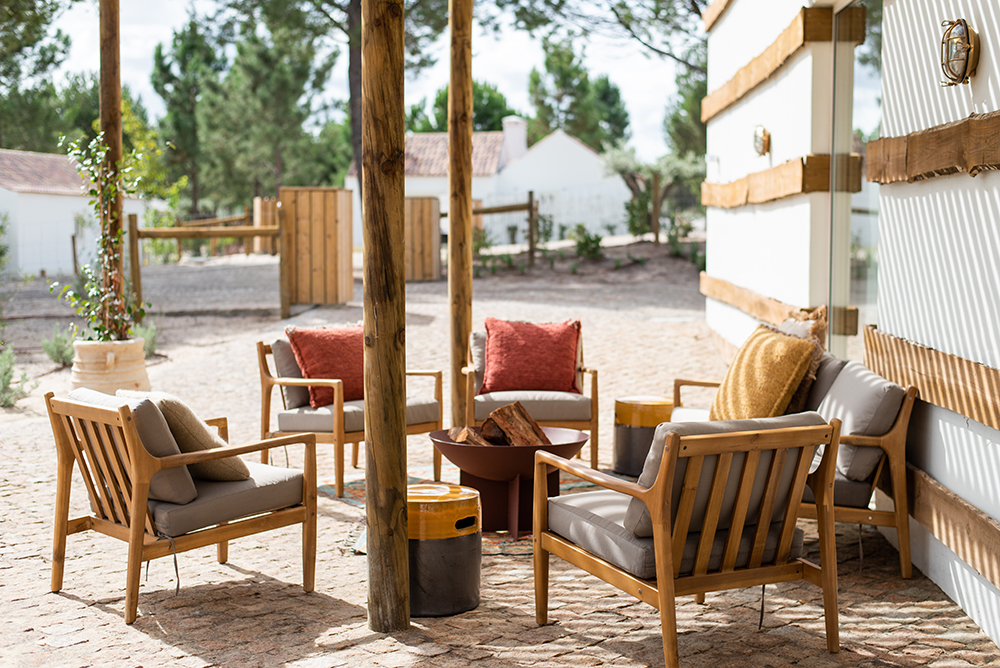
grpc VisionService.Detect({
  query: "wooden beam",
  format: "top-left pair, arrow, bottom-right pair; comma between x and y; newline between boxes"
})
864,326 -> 1000,433
136,226 -> 280,239
699,273 -> 806,326
866,110 -> 1000,184
362,0 -> 409,632
701,154 -> 861,209
702,0 -> 735,31
907,464 -> 1000,593
99,0 -> 123,311
448,0 -> 474,430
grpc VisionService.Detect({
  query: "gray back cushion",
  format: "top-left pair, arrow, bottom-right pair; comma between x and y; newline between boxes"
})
805,353 -> 848,411
469,331 -> 487,394
815,361 -> 905,481
623,412 -> 827,538
68,388 -> 198,504
271,338 -> 310,409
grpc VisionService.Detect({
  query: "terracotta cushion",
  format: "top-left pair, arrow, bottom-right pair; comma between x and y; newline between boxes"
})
285,326 -> 364,408
479,318 -> 581,395
709,325 -> 817,420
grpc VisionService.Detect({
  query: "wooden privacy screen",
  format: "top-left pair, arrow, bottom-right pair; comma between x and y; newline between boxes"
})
278,187 -> 353,317
864,325 -> 1000,432
404,198 -> 441,281
701,8 -> 864,123
866,110 -> 1000,184
252,197 -> 280,254
701,154 -> 861,209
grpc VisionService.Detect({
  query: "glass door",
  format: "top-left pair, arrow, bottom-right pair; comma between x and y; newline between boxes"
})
830,0 -> 882,360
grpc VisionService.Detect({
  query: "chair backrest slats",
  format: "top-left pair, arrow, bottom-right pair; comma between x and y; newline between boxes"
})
101,422 -> 135,526
692,452 -> 734,577
60,414 -> 106,518
670,455 -> 705,577
749,449 -> 787,569
776,447 -> 815,563
75,416 -> 118,522
721,450 -> 760,572
89,420 -> 132,526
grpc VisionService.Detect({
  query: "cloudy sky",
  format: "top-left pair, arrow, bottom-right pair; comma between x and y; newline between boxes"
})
53,1 -> 680,161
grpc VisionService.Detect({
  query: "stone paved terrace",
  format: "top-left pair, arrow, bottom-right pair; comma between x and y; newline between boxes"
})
3,248 -> 1000,667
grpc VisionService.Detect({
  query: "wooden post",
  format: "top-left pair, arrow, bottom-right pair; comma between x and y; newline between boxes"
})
449,0 -> 474,430
278,209 -> 292,319
650,172 -> 662,245
244,205 -> 252,256
527,190 -> 536,267
362,0 -> 409,633
99,0 -> 124,302
128,213 -> 142,321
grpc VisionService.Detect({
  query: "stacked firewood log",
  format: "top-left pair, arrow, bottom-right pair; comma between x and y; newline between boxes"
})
448,401 -> 551,446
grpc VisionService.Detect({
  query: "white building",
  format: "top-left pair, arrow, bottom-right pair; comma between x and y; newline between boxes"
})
344,116 -> 631,246
702,0 -> 1000,646
0,148 -> 146,277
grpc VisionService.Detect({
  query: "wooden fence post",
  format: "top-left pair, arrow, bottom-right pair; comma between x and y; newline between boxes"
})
362,0 -> 409,633
449,0 -> 474,430
244,205 -> 251,256
128,213 -> 142,320
278,209 -> 292,319
650,172 -> 662,245
527,190 -> 536,267
99,0 -> 124,306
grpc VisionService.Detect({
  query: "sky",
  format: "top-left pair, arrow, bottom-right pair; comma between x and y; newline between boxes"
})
52,1 -> 680,162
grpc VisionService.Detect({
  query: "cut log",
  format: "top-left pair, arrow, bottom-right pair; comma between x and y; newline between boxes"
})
448,426 -> 492,446
488,402 -> 551,446
480,418 -> 510,445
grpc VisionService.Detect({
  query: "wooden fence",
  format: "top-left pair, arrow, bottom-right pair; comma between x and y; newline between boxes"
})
404,197 -> 441,281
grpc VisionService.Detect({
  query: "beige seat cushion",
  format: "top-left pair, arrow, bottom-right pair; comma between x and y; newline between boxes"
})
473,390 -> 591,422
667,406 -> 710,423
68,388 -> 198,504
709,326 -> 817,421
119,390 -> 250,482
277,396 -> 440,433
148,462 -> 302,537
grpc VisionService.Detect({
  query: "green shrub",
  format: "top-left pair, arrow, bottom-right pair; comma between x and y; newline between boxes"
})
569,224 -> 604,260
625,191 -> 651,238
42,325 -> 76,367
132,321 -> 158,358
0,347 -> 37,407
472,227 -> 493,257
535,214 -> 554,244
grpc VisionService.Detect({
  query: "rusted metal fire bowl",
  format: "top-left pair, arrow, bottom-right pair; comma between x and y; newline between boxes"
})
429,427 -> 589,482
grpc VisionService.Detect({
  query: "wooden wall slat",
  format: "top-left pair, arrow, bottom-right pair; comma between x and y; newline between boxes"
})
702,154 -> 860,209
403,198 -> 414,282
702,0 -> 734,31
340,190 -> 353,302
699,273 -> 805,326
310,189 -> 325,304
907,464 -> 1000,593
864,326 -> 1000,432
278,187 -> 353,309
401,197 -> 441,282
323,190 -> 337,302
866,110 -> 1000,184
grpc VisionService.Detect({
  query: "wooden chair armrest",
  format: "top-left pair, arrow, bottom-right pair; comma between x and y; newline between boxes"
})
839,434 -> 883,447
460,365 -> 476,376
270,377 -> 344,389
157,433 -> 318,470
534,450 -> 646,500
204,417 -> 229,443
579,366 -> 597,375
406,370 -> 442,377
672,378 -> 721,407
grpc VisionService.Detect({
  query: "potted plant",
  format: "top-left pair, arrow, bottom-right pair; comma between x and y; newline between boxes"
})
51,133 -> 150,394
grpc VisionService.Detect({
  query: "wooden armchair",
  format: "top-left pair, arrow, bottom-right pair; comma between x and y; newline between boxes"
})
672,358 -> 919,578
45,391 -> 317,624
257,340 -> 443,497
533,414 -> 842,666
463,329 -> 599,468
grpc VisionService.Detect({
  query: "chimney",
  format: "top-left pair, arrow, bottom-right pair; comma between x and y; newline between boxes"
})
500,116 -> 528,168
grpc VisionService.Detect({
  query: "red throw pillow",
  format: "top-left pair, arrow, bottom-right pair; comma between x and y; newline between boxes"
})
285,326 -> 364,408
479,318 -> 581,395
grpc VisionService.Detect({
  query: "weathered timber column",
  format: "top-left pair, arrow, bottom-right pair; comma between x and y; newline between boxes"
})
362,0 -> 409,632
99,0 -> 124,304
448,0 -> 474,428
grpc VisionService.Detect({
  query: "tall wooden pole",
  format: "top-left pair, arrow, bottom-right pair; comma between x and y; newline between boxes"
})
99,0 -> 124,313
449,0 -> 474,428
650,172 -> 662,245
362,0 -> 409,632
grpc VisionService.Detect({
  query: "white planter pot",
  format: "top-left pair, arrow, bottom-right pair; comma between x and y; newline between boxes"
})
71,338 -> 151,394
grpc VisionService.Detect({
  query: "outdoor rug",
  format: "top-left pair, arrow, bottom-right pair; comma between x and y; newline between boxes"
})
319,464 -> 599,556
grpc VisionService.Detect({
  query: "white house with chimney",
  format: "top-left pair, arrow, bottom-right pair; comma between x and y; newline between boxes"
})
344,116 -> 631,246
0,148 -> 146,277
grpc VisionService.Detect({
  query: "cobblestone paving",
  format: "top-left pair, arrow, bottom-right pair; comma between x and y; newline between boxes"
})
3,251 -> 999,667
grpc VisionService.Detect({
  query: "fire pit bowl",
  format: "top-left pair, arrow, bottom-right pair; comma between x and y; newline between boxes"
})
429,427 -> 589,482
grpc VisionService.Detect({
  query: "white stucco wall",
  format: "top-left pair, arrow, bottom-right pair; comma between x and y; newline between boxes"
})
704,0 -> 834,348
876,0 -> 1000,646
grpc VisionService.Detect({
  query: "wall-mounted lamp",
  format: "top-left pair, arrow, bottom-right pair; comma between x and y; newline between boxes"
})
940,19 -> 980,86
753,125 -> 771,156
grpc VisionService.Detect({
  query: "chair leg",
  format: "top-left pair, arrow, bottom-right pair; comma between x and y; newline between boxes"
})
217,522 -> 229,565
817,503 -> 840,652
303,512 -> 316,593
351,442 -> 360,469
335,440 -> 345,497
590,427 -> 599,470
125,489 -> 150,625
260,447 -> 269,464
694,593 -> 705,604
533,538 -> 550,625
889,460 -> 913,579
433,445 -> 442,482
50,452 -> 73,593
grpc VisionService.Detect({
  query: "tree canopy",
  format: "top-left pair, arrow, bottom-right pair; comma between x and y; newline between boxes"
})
406,80 -> 518,133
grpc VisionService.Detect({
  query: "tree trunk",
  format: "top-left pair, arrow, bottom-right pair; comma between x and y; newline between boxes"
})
348,0 -> 363,196
362,0 -> 409,633
448,0 -> 474,429
99,0 -> 124,335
